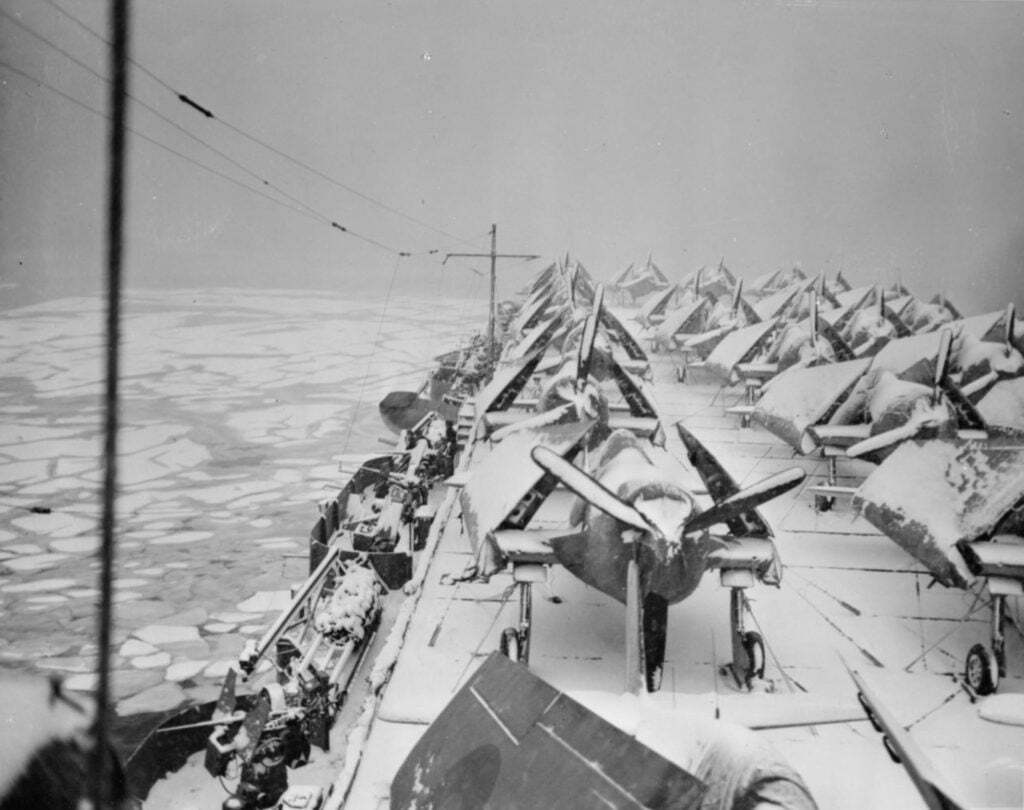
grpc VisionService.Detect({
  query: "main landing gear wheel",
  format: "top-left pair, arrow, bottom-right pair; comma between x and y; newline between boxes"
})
729,587 -> 769,690
741,631 -> 765,683
499,627 -> 523,663
965,643 -> 999,695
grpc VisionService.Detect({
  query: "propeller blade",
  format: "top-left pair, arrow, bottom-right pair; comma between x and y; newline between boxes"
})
846,423 -> 919,459
878,286 -> 885,318
932,328 -> 953,403
681,467 -> 805,535
809,289 -> 819,351
1005,302 -> 1016,352
530,446 -> 653,533
694,266 -> 703,298
731,277 -> 744,315
960,369 -> 998,399
576,284 -> 604,385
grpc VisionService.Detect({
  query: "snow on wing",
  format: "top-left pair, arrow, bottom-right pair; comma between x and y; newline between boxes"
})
753,358 -> 873,452
459,420 -> 593,555
853,439 -> 1024,587
703,320 -> 778,382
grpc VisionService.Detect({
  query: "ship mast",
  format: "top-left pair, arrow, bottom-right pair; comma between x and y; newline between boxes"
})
93,0 -> 130,805
444,223 -> 539,360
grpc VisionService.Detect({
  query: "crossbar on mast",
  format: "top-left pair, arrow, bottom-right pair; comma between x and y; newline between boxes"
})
443,223 -> 540,359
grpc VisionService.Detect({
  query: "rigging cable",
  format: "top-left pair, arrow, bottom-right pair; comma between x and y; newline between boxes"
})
38,0 -> 483,250
92,0 -> 129,805
0,8 -> 413,255
3,7 -> 493,258
0,60 -> 320,224
0,57 -> 482,259
340,254 -> 405,457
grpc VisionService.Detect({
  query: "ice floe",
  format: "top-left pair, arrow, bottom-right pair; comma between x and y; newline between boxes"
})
133,625 -> 201,645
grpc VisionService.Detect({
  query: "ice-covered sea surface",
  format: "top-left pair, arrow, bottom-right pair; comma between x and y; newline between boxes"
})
0,287 -> 482,716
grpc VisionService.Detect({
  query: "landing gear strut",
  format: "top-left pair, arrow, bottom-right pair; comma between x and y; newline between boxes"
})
728,584 -> 766,690
740,382 -> 760,428
499,566 -> 541,665
813,452 -> 839,512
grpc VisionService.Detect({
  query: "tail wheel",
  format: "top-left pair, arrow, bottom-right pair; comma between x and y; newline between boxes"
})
965,643 -> 999,695
742,631 -> 766,682
499,627 -> 522,662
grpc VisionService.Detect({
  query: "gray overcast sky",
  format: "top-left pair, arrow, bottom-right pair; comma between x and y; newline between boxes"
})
2,0 -> 1024,311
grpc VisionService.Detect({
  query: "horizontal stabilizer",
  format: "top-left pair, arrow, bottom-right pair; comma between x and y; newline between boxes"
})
391,653 -> 706,809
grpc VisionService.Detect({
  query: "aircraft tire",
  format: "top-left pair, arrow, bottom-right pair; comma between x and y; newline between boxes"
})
965,643 -> 999,695
499,627 -> 521,663
742,631 -> 766,683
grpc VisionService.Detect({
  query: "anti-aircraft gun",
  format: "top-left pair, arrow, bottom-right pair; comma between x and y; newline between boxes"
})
143,412 -> 457,809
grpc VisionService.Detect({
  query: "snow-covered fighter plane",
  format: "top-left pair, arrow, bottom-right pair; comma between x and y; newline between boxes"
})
854,435 -> 1024,696
458,420 -> 805,694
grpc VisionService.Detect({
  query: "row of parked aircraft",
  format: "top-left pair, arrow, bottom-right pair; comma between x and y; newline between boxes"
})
443,255 -> 1012,807
615,256 -> 1024,706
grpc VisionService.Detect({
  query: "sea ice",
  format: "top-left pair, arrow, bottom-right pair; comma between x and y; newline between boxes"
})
133,625 -> 201,645
4,544 -> 45,554
11,512 -> 95,537
203,623 -> 236,634
64,673 -> 98,692
237,591 -> 291,613
150,531 -> 213,546
131,652 -> 171,669
0,459 -> 49,484
0,437 -> 98,461
202,660 -> 233,678
165,660 -> 207,682
3,553 -> 69,571
50,537 -> 100,554
120,639 -> 159,657
115,682 -> 185,716
1,577 -> 78,593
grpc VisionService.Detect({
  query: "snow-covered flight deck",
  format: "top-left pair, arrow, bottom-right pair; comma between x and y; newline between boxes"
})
345,345 -> 1023,810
